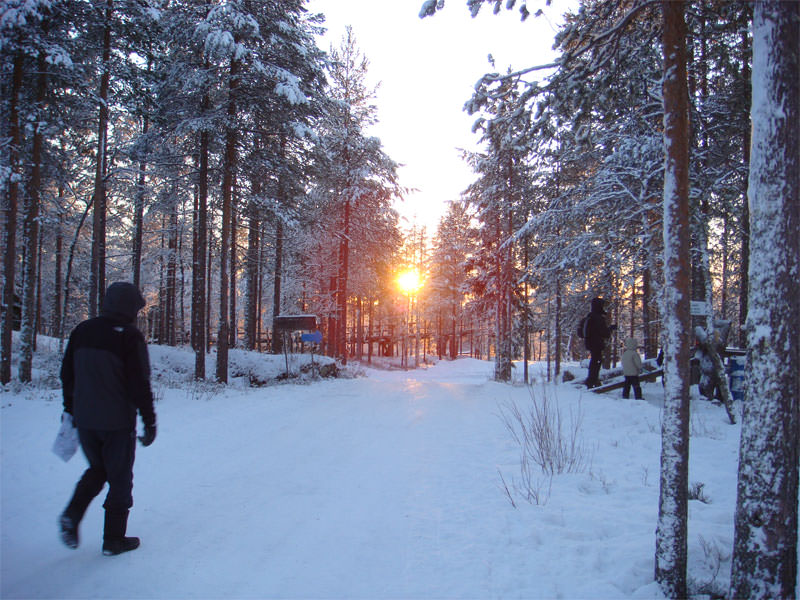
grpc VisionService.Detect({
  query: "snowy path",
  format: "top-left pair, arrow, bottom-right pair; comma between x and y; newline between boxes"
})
2,358 -> 739,599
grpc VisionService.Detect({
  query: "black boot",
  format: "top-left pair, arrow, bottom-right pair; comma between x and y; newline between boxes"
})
60,474 -> 104,549
102,510 -> 140,556
59,512 -> 80,549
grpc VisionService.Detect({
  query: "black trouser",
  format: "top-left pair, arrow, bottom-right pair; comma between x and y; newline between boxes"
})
587,348 -> 603,386
65,428 -> 136,520
623,375 -> 642,399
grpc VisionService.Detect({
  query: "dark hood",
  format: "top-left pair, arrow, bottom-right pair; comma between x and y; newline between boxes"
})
590,297 -> 606,314
101,282 -> 145,323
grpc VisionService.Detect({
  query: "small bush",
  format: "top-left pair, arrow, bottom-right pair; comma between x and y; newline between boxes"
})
688,481 -> 711,504
498,385 -> 589,506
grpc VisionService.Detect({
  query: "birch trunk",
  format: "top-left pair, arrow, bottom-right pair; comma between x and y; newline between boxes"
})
730,3 -> 799,597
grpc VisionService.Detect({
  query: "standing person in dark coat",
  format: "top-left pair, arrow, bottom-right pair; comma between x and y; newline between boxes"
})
584,297 -> 616,388
59,282 -> 157,556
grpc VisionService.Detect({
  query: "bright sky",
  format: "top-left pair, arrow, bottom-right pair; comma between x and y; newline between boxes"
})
307,0 -> 567,235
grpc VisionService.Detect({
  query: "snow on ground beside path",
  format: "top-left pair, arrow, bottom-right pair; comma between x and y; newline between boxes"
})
1,342 -> 740,599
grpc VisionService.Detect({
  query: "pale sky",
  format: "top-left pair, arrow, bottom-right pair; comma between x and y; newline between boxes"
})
306,0 -> 567,234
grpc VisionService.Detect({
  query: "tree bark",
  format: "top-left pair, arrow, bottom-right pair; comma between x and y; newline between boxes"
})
166,195 -> 178,345
192,90 -> 209,380
1,52 -> 23,384
336,199 -> 351,364
216,56 -> 239,383
132,115 -> 148,290
244,195 -> 260,350
654,2 -> 691,597
730,3 -> 799,597
271,220 -> 283,354
229,181 -> 237,348
53,199 -> 63,337
19,48 -> 47,382
89,0 -> 112,317
738,22 -> 752,349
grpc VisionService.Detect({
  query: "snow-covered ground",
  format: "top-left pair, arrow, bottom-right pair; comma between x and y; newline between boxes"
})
2,338 -> 741,599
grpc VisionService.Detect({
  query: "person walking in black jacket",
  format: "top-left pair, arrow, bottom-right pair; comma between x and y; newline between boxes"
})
584,297 -> 616,389
59,282 -> 157,556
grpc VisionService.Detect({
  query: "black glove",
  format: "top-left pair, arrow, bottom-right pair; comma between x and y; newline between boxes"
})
138,423 -> 156,447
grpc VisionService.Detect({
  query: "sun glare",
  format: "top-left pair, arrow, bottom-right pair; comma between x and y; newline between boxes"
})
397,269 -> 422,295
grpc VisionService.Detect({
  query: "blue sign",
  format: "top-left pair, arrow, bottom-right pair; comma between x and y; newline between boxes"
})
301,331 -> 323,343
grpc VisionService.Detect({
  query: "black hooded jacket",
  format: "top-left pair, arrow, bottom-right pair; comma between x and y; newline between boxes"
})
61,283 -> 155,431
584,297 -> 613,352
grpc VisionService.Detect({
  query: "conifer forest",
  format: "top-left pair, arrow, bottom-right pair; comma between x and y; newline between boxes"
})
1,1 -> 798,597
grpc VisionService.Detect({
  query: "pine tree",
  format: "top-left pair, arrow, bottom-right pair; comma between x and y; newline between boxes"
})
313,27 -> 400,363
464,76 -> 531,381
654,3 -> 691,597
429,201 -> 475,360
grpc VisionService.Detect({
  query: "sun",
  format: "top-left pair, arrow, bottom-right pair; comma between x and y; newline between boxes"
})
397,269 -> 422,295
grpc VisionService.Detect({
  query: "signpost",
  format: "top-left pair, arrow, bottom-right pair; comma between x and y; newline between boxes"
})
301,331 -> 323,373
273,315 -> 319,377
690,300 -> 709,317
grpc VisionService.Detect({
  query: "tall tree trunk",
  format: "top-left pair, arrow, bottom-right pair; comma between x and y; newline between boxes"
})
89,0 -> 112,317
206,227 -> 213,353
738,22 -> 752,348
523,235 -> 530,383
336,198 -> 351,364
730,3 -> 799,597
641,267 -> 654,359
166,195 -> 178,346
1,52 -> 23,384
229,181 -> 237,348
216,56 -> 238,383
450,294 -> 457,360
19,48 -> 47,382
555,277 -> 562,377
157,216 -> 166,342
271,220 -> 283,354
53,200 -> 63,336
132,115 -> 148,289
59,200 -> 92,352
192,93 -> 209,380
494,211 -> 511,382
689,6 -> 713,333
244,195 -> 260,350
654,2 -> 691,597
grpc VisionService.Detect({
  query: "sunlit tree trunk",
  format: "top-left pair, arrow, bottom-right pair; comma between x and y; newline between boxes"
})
654,2 -> 691,597
336,198 -> 351,364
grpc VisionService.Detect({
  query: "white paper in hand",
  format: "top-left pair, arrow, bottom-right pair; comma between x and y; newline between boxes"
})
52,413 -> 79,462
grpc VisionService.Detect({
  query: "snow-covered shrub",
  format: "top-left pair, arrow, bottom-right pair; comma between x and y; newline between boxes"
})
501,386 -> 589,476
499,385 -> 590,506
